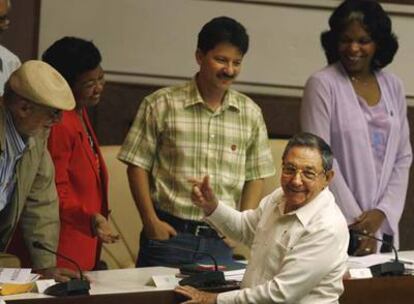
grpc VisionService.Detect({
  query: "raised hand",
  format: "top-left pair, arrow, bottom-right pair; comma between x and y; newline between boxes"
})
189,175 -> 218,216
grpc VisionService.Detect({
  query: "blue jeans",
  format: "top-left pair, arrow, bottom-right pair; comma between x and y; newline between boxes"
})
136,232 -> 234,267
136,211 -> 233,267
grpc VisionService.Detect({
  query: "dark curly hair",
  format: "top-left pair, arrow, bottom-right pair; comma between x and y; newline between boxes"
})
321,0 -> 398,70
197,16 -> 249,55
42,36 -> 101,87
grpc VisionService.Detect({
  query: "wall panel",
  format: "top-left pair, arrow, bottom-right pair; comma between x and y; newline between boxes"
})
39,0 -> 414,100
2,0 -> 40,61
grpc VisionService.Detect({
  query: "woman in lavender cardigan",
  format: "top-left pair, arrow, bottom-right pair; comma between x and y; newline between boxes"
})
301,0 -> 412,256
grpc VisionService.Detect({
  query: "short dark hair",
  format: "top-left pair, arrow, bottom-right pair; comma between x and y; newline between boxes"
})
282,132 -> 333,172
42,36 -> 102,87
197,16 -> 249,55
321,0 -> 398,70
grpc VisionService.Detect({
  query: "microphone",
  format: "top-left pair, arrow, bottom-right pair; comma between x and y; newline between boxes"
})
148,242 -> 227,289
32,241 -> 90,296
351,230 -> 404,277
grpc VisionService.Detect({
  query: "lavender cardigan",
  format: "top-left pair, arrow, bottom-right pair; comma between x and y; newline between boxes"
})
301,62 -> 412,248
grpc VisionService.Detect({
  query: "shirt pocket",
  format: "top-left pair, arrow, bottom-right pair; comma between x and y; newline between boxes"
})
221,144 -> 246,176
262,239 -> 290,280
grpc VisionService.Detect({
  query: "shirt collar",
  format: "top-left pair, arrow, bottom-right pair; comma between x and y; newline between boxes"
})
185,75 -> 241,112
185,77 -> 204,108
5,110 -> 27,154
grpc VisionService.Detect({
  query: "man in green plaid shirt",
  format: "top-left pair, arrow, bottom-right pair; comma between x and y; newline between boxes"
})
118,16 -> 275,267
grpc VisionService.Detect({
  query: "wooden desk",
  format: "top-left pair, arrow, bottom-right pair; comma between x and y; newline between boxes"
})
4,252 -> 414,304
3,267 -> 180,304
5,290 -> 177,304
340,251 -> 414,304
341,276 -> 414,304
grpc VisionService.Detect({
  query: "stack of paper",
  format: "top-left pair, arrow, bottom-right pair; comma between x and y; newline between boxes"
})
224,269 -> 245,282
348,254 -> 414,270
0,268 -> 39,295
347,254 -> 391,269
347,254 -> 414,278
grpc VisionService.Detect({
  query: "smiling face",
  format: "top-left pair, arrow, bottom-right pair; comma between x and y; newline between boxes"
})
196,42 -> 243,94
337,20 -> 377,76
72,65 -> 105,108
281,146 -> 333,212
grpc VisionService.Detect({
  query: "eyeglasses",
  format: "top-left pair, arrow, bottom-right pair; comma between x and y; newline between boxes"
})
281,164 -> 325,181
31,103 -> 62,121
43,108 -> 62,121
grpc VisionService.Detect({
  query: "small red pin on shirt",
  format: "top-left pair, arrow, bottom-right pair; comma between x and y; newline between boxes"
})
231,144 -> 237,151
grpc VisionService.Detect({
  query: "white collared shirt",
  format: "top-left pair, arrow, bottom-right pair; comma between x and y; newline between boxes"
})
0,45 -> 20,95
206,187 -> 349,304
0,111 -> 27,211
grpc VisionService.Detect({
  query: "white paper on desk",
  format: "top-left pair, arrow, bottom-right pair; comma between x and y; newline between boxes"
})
348,268 -> 373,279
224,269 -> 245,281
36,279 -> 57,294
347,254 -> 391,269
148,275 -> 179,288
0,268 -> 32,283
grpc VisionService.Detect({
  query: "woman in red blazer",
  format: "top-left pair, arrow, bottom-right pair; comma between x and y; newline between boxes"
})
43,37 -> 118,271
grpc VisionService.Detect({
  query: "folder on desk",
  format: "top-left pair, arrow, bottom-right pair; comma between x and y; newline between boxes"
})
0,281 -> 35,295
0,268 -> 39,295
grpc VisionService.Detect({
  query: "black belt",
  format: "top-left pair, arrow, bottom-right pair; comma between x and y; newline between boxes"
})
156,209 -> 221,239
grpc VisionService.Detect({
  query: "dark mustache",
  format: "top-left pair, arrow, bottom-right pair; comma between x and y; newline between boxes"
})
286,186 -> 305,192
218,73 -> 235,80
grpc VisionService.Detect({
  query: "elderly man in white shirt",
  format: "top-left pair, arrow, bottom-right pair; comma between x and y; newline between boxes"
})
176,132 -> 349,304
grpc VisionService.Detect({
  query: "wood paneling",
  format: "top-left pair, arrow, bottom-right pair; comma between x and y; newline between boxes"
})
2,0 -> 40,61
400,109 -> 414,251
88,82 -> 301,145
380,0 -> 414,4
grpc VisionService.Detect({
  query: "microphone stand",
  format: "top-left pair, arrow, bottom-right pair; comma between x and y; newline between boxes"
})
32,241 -> 90,296
351,230 -> 405,277
149,243 -> 227,289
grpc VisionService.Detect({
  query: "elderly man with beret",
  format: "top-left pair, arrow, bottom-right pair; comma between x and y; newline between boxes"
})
0,60 -> 79,281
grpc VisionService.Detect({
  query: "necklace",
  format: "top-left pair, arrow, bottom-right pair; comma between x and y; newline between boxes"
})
350,76 -> 371,87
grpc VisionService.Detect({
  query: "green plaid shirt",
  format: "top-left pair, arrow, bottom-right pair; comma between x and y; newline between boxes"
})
118,79 -> 275,220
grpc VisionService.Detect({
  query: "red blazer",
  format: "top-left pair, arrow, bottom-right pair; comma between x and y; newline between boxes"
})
48,109 -> 109,271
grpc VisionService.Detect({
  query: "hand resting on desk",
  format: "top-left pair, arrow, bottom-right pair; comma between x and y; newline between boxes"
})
175,285 -> 217,304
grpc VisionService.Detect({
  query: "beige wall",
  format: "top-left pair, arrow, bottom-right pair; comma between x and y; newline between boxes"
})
39,0 -> 414,102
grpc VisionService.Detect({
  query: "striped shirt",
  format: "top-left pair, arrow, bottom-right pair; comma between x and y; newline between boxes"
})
118,79 -> 275,220
0,111 -> 27,211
